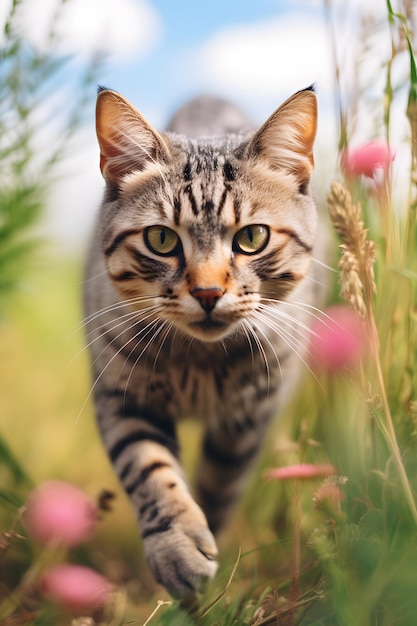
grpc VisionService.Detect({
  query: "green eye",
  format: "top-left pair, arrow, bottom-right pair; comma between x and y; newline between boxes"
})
233,225 -> 269,255
144,226 -> 181,256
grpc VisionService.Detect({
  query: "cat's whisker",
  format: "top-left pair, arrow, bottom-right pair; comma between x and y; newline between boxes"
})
303,274 -> 329,288
252,309 -> 304,354
79,268 -> 111,283
121,319 -> 169,407
251,319 -> 284,390
288,300 -> 346,333
81,295 -> 160,328
311,256 -> 338,273
251,309 -> 321,387
84,303 -> 161,344
65,309 -> 145,372
239,322 -> 256,371
259,296 -> 331,329
184,333 -> 196,363
167,325 -> 181,362
65,304 -> 161,372
151,322 -> 174,376
76,314 -> 165,424
62,295 -> 160,343
242,319 -> 271,391
220,338 -> 229,358
96,308 -> 164,382
257,301 -> 320,338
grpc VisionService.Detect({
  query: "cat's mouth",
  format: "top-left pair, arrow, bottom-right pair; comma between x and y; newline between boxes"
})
188,317 -> 232,341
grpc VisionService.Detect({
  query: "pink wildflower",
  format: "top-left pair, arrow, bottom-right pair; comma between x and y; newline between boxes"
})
313,481 -> 345,517
341,140 -> 395,179
308,305 -> 367,374
41,564 -> 111,613
265,463 -> 336,481
24,480 -> 97,548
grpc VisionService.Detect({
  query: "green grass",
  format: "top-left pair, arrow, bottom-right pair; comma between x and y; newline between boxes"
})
1,229 -> 416,626
2,4 -> 417,622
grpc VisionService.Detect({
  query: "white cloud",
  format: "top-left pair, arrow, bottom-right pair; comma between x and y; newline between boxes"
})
288,0 -> 392,12
0,1 -> 13,35
44,128 -> 104,252
198,15 -> 334,100
11,0 -> 161,61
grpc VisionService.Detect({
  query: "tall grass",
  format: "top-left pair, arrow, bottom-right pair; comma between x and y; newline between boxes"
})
1,1 -> 417,625
0,0 -> 100,309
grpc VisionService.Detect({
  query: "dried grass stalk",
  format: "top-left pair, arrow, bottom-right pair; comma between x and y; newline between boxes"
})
327,181 -> 376,318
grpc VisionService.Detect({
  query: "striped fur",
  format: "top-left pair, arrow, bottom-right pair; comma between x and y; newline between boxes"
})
84,87 -> 325,602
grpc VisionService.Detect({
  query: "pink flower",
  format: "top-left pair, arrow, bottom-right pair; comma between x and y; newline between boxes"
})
308,305 -> 367,374
41,564 -> 111,613
313,482 -> 345,514
341,140 -> 395,179
24,481 -> 97,548
265,463 -> 336,481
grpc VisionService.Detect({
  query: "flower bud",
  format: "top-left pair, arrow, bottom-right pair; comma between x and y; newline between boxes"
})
265,463 -> 336,481
24,480 -> 97,548
341,140 -> 395,179
41,564 -> 111,613
308,305 -> 367,374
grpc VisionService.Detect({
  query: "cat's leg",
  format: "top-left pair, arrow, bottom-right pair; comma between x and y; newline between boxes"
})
97,397 -> 218,602
196,416 -> 269,533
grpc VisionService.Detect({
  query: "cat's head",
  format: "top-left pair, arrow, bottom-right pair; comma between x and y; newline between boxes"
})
95,87 -> 318,342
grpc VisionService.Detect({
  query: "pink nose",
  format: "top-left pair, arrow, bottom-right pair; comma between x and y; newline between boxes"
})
190,286 -> 224,313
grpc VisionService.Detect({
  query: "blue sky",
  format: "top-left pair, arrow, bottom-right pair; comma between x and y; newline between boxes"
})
98,0 -> 325,125
2,0 -> 397,247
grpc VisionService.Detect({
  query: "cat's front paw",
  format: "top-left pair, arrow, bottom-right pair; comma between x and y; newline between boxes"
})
142,505 -> 218,602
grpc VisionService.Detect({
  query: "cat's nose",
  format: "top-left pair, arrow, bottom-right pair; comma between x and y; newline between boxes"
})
190,286 -> 224,314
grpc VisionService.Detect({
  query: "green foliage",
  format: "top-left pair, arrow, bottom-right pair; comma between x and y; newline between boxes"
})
0,0 -> 99,310
1,2 -> 417,625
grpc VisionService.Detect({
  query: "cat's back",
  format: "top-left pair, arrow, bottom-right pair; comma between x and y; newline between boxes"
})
165,95 -> 253,138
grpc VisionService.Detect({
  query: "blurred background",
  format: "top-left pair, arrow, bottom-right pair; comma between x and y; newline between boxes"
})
1,0 -> 415,622
0,0 -> 400,251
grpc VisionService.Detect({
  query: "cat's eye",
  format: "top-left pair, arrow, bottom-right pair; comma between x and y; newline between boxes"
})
144,226 -> 181,256
233,225 -> 269,255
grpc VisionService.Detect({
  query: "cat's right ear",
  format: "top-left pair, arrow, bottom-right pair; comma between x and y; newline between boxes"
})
96,89 -> 170,185
246,87 -> 318,192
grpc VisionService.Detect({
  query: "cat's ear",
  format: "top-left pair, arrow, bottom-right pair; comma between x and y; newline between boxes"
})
246,87 -> 317,191
96,89 -> 171,185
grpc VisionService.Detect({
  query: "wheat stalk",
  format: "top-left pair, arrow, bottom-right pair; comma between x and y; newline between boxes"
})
327,180 -> 417,525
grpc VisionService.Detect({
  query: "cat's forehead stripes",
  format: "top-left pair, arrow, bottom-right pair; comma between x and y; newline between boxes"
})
182,155 -> 236,184
176,178 -> 241,237
172,143 -> 243,231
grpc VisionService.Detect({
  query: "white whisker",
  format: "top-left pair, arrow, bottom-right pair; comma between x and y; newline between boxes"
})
242,319 -> 271,391
61,294 -> 160,343
65,304 -> 161,372
75,312 -> 165,423
79,269 -> 110,284
258,301 -> 319,338
311,257 -> 338,272
239,323 -> 255,370
121,319 -> 169,407
250,309 -> 321,387
303,274 -> 329,288
152,322 -> 174,375
260,296 -> 332,330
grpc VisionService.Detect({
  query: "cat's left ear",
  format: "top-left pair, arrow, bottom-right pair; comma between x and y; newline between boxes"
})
96,88 -> 171,185
246,87 -> 317,192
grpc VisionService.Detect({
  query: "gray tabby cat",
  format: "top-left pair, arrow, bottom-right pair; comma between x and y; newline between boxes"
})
84,86 -> 323,603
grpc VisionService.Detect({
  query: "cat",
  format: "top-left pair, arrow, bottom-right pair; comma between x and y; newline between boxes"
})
84,85 -> 324,603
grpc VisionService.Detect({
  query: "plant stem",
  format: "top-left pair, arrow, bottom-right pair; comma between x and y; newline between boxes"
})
289,484 -> 301,626
368,316 -> 417,524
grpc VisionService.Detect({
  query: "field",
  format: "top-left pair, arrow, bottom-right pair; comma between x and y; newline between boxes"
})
2,2 -> 417,625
